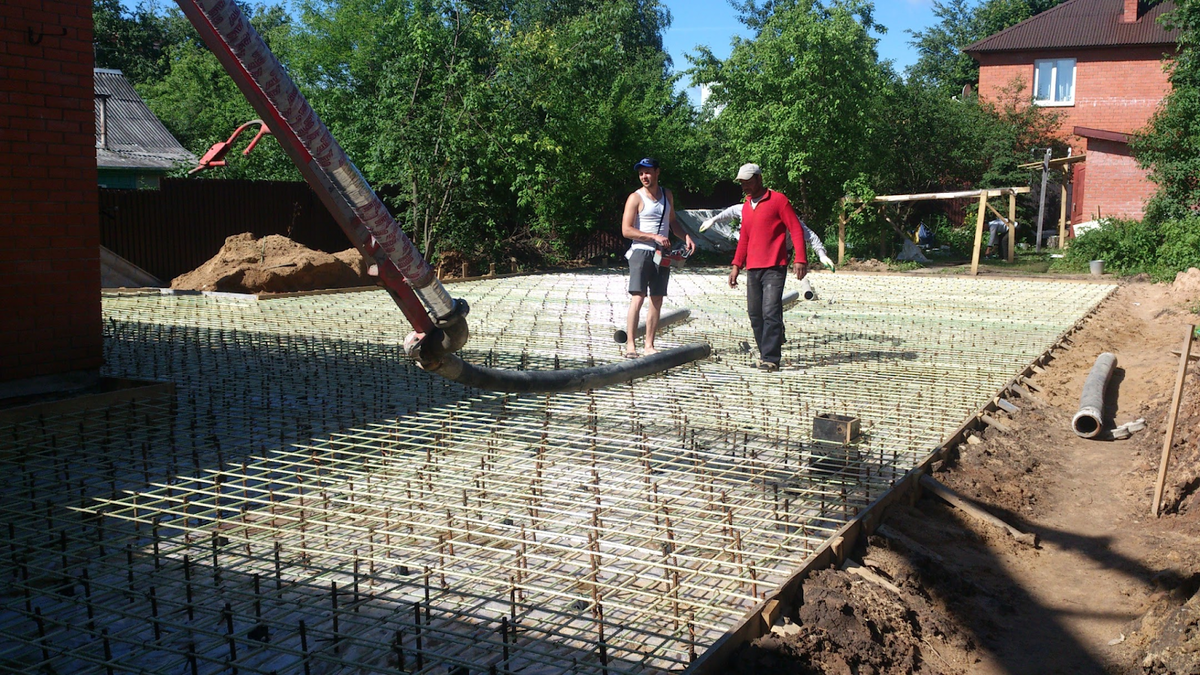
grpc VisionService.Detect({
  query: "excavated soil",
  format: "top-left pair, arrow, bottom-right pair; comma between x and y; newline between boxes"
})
724,274 -> 1200,675
171,233 -> 371,294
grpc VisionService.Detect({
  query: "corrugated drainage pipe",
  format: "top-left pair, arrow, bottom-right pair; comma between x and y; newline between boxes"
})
433,343 -> 712,393
1072,352 -> 1117,438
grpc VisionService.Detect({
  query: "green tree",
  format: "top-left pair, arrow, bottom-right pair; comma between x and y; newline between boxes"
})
1135,0 -> 1200,221
287,0 -> 696,262
907,0 -> 1067,95
93,0 -> 190,85
689,0 -> 889,224
138,4 -> 301,181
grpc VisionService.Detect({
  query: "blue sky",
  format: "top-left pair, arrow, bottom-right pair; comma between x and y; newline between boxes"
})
660,0 -> 940,99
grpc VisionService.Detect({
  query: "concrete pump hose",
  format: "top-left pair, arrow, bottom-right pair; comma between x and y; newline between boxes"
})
433,343 -> 712,394
613,308 -> 692,344
1072,352 -> 1116,438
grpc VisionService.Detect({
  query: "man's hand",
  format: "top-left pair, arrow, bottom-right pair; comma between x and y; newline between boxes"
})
653,234 -> 670,248
818,252 -> 835,271
728,266 -> 740,289
699,218 -> 715,233
793,261 -> 808,281
684,234 -> 696,255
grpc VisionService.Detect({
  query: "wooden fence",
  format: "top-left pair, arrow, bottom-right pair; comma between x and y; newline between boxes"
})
99,178 -> 347,282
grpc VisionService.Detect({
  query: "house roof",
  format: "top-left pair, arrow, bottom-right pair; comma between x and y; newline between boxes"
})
95,68 -> 195,171
964,0 -> 1178,54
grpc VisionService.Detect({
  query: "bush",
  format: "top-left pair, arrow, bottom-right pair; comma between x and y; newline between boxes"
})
1156,217 -> 1200,277
1054,216 -> 1200,281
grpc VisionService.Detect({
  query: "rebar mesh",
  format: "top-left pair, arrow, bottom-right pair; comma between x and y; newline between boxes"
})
0,269 -> 1113,674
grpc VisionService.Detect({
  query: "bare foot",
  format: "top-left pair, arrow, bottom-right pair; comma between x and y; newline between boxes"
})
624,343 -> 638,358
643,346 -> 660,355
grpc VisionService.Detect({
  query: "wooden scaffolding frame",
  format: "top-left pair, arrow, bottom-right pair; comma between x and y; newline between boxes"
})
838,187 -> 1037,275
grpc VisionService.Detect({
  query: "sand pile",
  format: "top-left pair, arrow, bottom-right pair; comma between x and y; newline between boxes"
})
1166,267 -> 1200,305
171,233 -> 370,294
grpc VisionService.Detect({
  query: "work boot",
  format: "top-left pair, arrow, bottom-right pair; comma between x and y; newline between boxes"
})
758,361 -> 779,372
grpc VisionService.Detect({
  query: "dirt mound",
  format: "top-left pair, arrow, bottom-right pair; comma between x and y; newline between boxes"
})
840,258 -> 890,272
171,233 -> 370,294
1166,267 -> 1200,305
726,561 -> 978,675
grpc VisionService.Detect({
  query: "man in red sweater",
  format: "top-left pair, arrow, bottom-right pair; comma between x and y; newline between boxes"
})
727,163 -> 808,371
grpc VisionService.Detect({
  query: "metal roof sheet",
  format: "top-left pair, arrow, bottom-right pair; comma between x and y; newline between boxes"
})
95,69 -> 195,171
965,0 -> 1178,53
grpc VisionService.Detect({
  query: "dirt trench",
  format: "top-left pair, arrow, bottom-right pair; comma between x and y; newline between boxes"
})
724,272 -> 1200,675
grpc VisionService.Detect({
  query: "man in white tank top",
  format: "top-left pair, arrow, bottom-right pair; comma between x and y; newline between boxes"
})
620,157 -> 696,358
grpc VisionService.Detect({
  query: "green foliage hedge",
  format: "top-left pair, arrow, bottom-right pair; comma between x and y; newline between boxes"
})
1055,217 -> 1200,281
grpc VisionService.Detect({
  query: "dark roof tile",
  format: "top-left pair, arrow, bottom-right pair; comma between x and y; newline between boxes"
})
94,68 -> 195,171
965,0 -> 1178,53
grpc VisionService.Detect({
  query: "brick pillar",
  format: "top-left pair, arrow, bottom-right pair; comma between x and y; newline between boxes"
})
0,0 -> 102,387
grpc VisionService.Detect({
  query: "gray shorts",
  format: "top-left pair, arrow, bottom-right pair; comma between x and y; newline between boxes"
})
628,249 -> 669,296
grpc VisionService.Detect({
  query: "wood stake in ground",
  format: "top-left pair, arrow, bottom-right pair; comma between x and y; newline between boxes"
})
1152,324 -> 1197,517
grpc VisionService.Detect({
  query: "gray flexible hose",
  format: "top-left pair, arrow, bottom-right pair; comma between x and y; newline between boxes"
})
1072,352 -> 1116,438
432,343 -> 712,393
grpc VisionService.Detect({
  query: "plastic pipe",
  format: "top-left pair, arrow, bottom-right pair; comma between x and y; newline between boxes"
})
613,308 -> 692,344
799,279 -> 817,300
431,343 -> 712,393
1072,352 -> 1116,438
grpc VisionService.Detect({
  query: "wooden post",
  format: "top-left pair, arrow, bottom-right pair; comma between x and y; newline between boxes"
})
970,192 -> 988,276
838,207 -> 847,266
1007,190 -> 1016,264
1152,325 -> 1197,516
1059,183 -> 1068,248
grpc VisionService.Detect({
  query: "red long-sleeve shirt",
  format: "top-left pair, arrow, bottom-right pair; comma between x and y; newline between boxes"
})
731,190 -> 807,270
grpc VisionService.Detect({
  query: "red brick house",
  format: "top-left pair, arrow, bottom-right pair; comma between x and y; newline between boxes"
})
966,0 -> 1178,223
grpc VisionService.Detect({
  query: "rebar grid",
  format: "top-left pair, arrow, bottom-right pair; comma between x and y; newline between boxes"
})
0,270 -> 1114,674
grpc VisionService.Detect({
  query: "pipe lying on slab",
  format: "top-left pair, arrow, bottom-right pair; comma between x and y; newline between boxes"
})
799,278 -> 817,300
1072,352 -> 1116,438
613,307 -> 692,344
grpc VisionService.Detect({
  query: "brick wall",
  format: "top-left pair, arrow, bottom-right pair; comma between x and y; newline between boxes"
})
976,46 -> 1173,149
976,46 -> 1172,221
1078,138 -> 1155,220
0,0 -> 102,384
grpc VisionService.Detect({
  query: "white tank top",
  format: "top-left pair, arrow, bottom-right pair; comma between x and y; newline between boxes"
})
630,188 -> 670,252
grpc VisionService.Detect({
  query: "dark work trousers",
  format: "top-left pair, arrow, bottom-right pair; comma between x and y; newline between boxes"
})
746,266 -> 787,364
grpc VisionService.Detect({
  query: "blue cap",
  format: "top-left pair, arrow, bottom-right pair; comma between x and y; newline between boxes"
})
634,157 -> 660,170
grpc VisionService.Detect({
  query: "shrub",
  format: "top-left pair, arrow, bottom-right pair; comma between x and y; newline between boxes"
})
1055,219 -> 1160,275
1155,216 -> 1200,279
1054,216 -> 1200,281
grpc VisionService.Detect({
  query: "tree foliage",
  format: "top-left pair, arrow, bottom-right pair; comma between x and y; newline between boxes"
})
1135,0 -> 1200,221
688,0 -> 1063,257
690,0 -> 888,223
907,0 -> 1067,95
97,0 -> 1074,265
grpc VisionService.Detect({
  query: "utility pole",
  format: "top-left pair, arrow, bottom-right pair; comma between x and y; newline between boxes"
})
1035,148 -> 1051,252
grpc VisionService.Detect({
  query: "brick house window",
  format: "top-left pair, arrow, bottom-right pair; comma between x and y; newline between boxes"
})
1034,58 -> 1075,106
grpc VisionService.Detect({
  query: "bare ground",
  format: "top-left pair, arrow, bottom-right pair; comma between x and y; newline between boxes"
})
725,269 -> 1200,675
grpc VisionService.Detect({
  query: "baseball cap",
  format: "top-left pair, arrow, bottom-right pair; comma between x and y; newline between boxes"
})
634,157 -> 660,170
735,163 -> 761,181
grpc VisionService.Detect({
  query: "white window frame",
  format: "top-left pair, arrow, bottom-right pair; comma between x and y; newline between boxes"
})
1033,58 -> 1076,106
